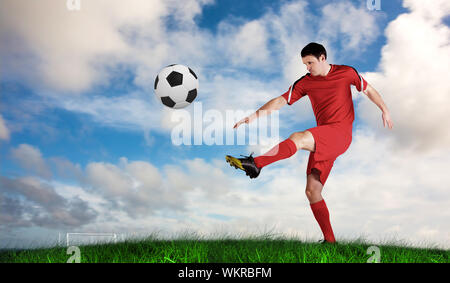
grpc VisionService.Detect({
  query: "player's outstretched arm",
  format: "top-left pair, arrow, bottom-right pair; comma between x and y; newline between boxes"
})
363,83 -> 394,129
233,95 -> 287,129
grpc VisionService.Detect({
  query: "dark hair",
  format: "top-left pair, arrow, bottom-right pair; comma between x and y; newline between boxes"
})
301,42 -> 327,60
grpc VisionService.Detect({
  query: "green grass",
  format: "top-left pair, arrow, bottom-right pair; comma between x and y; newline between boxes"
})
0,233 -> 448,263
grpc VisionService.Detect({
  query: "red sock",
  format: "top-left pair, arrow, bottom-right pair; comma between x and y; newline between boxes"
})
254,139 -> 297,168
310,199 -> 336,243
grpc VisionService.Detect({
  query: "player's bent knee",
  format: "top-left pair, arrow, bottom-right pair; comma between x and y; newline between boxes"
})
305,188 -> 320,201
289,132 -> 307,149
305,174 -> 323,199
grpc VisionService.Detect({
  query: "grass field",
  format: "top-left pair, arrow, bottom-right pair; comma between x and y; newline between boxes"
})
0,233 -> 448,263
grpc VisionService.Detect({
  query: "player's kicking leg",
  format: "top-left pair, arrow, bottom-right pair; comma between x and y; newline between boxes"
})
226,130 -> 315,179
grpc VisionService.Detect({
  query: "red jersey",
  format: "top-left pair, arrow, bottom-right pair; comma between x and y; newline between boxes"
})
281,64 -> 367,126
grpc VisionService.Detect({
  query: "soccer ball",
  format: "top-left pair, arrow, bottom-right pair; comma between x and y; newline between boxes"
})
154,64 -> 199,109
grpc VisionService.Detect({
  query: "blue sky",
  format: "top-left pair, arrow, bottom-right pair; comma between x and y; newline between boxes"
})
196,0 -> 407,70
1,0 -> 450,249
0,0 -> 405,170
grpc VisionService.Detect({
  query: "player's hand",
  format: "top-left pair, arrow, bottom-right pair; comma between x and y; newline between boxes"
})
233,115 -> 255,129
382,111 -> 393,129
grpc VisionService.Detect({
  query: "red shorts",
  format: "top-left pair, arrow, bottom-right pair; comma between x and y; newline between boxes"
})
306,123 -> 352,185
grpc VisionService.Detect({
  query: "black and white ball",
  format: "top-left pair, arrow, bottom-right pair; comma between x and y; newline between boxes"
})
154,64 -> 199,109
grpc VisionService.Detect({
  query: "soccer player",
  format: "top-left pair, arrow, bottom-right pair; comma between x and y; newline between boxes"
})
226,42 -> 393,243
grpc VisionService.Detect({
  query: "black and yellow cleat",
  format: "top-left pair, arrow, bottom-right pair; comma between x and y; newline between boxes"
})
225,155 -> 245,170
225,153 -> 261,179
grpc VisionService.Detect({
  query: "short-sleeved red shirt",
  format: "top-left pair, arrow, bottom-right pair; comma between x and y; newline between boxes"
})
281,64 -> 367,126
281,64 -> 367,185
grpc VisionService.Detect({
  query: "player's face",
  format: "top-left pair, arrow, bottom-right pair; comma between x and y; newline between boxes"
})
302,55 -> 325,76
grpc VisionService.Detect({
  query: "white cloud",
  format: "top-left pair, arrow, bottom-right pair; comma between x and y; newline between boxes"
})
358,0 -> 450,152
403,0 -> 450,23
0,0 -> 127,93
318,1 -> 381,52
326,129 -> 450,248
0,114 -> 10,140
85,162 -> 134,198
57,91 -> 161,131
217,19 -> 271,68
0,0 -> 213,93
0,176 -> 97,229
11,144 -> 52,180
0,0 -> 381,96
49,157 -> 83,181
84,157 -> 186,217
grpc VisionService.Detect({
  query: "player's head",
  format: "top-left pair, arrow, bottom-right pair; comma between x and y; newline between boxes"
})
301,42 -> 328,76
